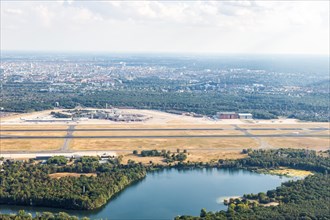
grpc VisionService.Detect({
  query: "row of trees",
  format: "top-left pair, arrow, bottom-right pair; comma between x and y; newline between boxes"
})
134,149 -> 188,162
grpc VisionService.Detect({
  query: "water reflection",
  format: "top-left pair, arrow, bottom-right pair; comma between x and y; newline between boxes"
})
0,168 -> 292,219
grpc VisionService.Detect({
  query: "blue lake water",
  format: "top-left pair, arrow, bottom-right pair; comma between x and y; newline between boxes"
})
0,168 -> 294,219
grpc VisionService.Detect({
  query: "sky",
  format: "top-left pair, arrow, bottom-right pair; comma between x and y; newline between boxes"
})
1,0 -> 329,54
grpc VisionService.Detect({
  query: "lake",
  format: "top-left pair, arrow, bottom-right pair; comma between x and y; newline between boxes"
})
0,168 -> 294,219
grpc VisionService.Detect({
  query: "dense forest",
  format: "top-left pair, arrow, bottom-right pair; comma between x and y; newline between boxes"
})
2,84 -> 329,122
0,149 -> 329,219
176,149 -> 330,220
219,148 -> 330,174
0,210 -> 87,220
0,156 -> 146,210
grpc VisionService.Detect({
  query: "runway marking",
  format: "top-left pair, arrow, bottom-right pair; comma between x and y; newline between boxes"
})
1,134 -> 329,139
0,128 -> 327,132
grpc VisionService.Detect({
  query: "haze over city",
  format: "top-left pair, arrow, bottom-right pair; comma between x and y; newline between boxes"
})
1,0 -> 329,54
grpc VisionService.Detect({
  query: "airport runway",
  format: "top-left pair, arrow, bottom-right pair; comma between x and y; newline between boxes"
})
1,128 -> 328,131
1,126 -> 328,139
1,127 -> 328,157
0,134 -> 329,139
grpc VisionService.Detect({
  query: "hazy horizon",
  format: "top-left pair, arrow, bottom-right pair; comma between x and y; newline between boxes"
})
1,50 -> 330,57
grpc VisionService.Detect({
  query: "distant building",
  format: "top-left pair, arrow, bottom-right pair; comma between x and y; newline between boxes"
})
217,112 -> 238,119
238,113 -> 253,120
23,118 -> 73,122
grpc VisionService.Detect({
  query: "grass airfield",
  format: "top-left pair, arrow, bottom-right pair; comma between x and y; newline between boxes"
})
0,109 -> 329,163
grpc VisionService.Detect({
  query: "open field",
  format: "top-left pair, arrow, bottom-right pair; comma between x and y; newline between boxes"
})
0,139 -> 63,151
261,137 -> 329,150
267,168 -> 313,177
312,130 -> 330,135
48,172 -> 97,179
0,110 -> 56,121
186,150 -> 247,162
70,137 -> 259,151
121,155 -> 168,165
0,125 -> 69,130
76,124 -> 236,129
238,123 -> 329,129
1,109 -> 329,162
1,131 -> 67,137
120,150 -> 247,165
247,130 -> 304,135
73,130 -> 245,136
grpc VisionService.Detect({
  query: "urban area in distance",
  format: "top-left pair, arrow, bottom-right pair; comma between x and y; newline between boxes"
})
0,1 -> 329,220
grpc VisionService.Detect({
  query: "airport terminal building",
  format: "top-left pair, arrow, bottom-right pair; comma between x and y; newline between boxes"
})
217,112 -> 253,120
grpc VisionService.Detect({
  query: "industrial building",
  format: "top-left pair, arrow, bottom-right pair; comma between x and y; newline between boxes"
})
238,113 -> 253,119
217,112 -> 238,119
52,109 -> 151,122
22,118 -> 73,122
216,112 -> 253,120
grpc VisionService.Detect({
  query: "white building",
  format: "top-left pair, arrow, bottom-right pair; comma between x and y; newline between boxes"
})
238,113 -> 253,120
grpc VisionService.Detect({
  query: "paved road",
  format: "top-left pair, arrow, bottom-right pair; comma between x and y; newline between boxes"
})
0,147 -> 286,156
1,126 -> 328,139
1,134 -> 329,139
1,128 -> 328,131
61,125 -> 75,151
0,151 -> 117,158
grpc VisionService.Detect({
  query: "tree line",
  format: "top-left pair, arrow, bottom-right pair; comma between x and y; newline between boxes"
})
0,156 -> 146,210
1,149 -> 329,219
2,83 -> 329,121
175,148 -> 330,220
135,149 -> 188,163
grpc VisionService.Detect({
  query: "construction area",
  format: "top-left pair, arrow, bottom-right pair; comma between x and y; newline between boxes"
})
0,108 -> 329,164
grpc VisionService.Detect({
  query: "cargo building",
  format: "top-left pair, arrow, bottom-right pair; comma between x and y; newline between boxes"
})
217,112 -> 238,119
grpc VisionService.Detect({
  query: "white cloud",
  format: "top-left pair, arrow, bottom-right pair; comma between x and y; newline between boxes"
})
1,0 -> 329,54
35,5 -> 54,27
4,8 -> 23,15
